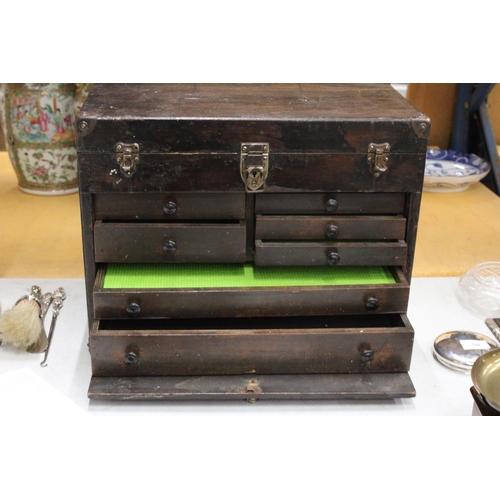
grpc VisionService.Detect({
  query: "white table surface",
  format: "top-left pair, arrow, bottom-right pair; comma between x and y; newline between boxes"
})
1,277 -> 497,497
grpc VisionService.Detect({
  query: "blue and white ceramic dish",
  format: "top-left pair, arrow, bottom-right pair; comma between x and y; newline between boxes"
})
424,148 -> 490,193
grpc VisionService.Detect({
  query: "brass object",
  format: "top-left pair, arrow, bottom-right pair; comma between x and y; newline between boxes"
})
471,318 -> 500,411
116,142 -> 140,178
240,143 -> 269,192
368,142 -> 390,177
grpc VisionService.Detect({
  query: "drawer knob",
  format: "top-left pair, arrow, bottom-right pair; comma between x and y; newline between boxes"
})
124,352 -> 139,366
163,201 -> 177,215
365,297 -> 379,310
126,302 -> 141,317
326,224 -> 339,239
327,251 -> 340,265
325,198 -> 338,212
163,240 -> 177,253
361,350 -> 375,363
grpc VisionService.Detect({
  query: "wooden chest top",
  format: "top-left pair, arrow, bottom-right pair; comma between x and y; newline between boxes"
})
76,83 -> 429,152
76,84 -> 429,194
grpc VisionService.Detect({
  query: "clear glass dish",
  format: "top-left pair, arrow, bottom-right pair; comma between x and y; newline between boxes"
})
457,262 -> 500,317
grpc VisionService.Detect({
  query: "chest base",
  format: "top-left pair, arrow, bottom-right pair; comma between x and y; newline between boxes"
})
88,372 -> 416,401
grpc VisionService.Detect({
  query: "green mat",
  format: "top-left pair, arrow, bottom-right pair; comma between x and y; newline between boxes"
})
102,264 -> 396,289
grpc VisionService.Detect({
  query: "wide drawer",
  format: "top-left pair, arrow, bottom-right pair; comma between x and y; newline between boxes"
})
89,313 -> 414,377
94,192 -> 245,220
255,215 -> 406,240
255,193 -> 406,215
94,221 -> 246,263
93,264 -> 410,319
255,240 -> 407,266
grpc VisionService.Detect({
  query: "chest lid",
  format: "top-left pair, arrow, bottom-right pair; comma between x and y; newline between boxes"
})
76,84 -> 429,193
76,84 -> 429,154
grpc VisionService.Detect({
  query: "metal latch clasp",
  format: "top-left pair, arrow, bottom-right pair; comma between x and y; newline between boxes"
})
241,143 -> 269,192
116,143 -> 140,177
367,142 -> 390,177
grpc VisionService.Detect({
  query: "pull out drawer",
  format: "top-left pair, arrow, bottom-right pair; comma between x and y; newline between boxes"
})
255,240 -> 407,266
256,193 -> 406,215
93,264 -> 410,319
94,221 -> 246,263
94,192 -> 245,220
255,215 -> 406,240
89,313 -> 414,377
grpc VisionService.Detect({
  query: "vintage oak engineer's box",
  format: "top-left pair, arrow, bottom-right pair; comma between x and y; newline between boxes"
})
76,84 -> 430,401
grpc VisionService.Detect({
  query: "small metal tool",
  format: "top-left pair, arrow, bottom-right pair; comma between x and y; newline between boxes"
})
40,288 -> 67,367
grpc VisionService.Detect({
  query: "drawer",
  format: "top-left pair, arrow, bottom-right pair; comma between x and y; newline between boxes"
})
94,192 -> 245,220
255,240 -> 407,266
93,264 -> 410,319
89,313 -> 414,377
94,221 -> 246,263
255,215 -> 406,240
255,193 -> 406,215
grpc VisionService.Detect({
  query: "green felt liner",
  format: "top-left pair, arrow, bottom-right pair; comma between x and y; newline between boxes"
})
102,264 -> 396,289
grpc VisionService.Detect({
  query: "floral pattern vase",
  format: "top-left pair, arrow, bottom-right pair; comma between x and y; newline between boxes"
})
0,83 -> 79,195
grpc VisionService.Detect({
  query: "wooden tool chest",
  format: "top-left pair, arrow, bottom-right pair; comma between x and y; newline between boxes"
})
76,84 -> 430,401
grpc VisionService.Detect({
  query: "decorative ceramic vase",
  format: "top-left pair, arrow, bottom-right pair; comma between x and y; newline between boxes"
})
0,83 -> 79,195
74,83 -> 92,116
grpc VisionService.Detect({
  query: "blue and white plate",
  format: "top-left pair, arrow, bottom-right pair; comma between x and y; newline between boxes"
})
424,148 -> 491,193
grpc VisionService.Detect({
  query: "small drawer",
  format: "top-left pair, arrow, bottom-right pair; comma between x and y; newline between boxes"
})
89,313 -> 415,377
94,192 -> 246,220
94,221 -> 246,263
255,215 -> 406,240
93,264 -> 410,319
255,193 -> 406,215
255,240 -> 407,266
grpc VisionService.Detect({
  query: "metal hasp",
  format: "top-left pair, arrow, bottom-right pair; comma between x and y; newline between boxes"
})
241,143 -> 269,192
116,143 -> 140,177
368,142 -> 390,177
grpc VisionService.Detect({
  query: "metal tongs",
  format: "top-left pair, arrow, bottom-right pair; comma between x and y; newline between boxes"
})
40,287 -> 67,367
485,318 -> 500,342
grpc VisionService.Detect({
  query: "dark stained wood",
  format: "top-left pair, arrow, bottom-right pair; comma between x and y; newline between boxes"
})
76,84 -> 429,401
94,192 -> 245,220
79,84 -> 427,122
255,240 -> 408,267
265,153 -> 425,193
402,192 -> 423,282
93,266 -> 410,319
77,84 -> 429,154
94,221 -> 247,263
79,192 -> 97,327
255,192 -> 406,215
78,153 -> 424,194
255,215 -> 406,240
88,372 -> 416,401
89,314 -> 414,377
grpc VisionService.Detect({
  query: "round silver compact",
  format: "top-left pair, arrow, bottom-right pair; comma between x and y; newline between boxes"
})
433,331 -> 499,373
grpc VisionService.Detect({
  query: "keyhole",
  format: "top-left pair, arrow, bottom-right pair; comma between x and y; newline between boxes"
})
249,169 -> 263,187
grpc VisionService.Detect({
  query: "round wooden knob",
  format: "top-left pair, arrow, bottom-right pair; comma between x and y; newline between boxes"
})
325,198 -> 338,212
365,297 -> 379,310
124,352 -> 139,366
327,251 -> 340,265
163,240 -> 177,253
126,302 -> 141,317
326,224 -> 339,239
361,350 -> 375,363
163,201 -> 177,215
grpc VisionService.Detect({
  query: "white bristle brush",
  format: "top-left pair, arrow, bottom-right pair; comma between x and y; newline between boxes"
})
0,286 -> 51,352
